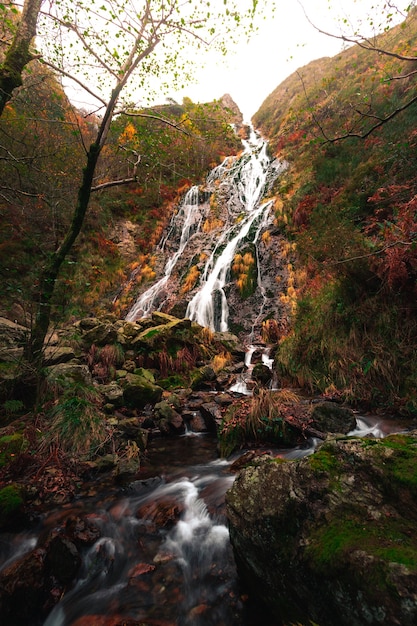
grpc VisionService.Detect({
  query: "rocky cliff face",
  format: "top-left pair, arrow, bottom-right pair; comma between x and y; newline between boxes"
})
123,134 -> 292,343
226,434 -> 417,625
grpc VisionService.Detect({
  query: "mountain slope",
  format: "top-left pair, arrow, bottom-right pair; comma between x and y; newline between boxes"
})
253,9 -> 417,411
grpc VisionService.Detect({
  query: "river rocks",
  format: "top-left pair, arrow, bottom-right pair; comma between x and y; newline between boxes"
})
45,535 -> 81,584
122,373 -> 163,408
226,433 -> 417,626
251,362 -> 272,386
310,400 -> 357,434
0,515 -> 101,625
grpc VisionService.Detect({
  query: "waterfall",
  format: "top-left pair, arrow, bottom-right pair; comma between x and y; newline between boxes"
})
126,186 -> 203,321
126,127 -> 285,331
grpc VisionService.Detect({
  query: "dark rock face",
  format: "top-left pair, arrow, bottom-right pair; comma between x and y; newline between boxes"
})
226,433 -> 417,626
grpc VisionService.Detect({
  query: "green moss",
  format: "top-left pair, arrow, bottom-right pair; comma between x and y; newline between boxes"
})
0,433 -> 28,467
308,444 -> 342,476
377,435 -> 417,489
307,510 -> 417,575
0,484 -> 24,529
158,374 -> 187,390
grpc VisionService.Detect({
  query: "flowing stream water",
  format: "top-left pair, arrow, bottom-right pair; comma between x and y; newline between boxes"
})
0,419 -> 405,625
0,435 -> 319,626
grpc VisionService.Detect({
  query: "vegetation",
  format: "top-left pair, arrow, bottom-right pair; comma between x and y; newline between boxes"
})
219,389 -> 300,457
254,8 -> 417,412
0,0 -> 268,368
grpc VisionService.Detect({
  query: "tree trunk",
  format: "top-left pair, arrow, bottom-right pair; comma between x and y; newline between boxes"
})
0,0 -> 42,116
24,143 -> 101,364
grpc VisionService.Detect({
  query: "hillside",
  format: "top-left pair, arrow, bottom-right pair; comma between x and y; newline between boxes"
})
0,49 -> 242,324
253,9 -> 417,411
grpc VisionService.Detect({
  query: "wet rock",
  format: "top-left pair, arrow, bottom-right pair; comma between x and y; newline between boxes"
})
64,516 -> 101,546
45,535 -> 81,584
181,409 -> 207,433
251,362 -> 272,386
310,401 -> 357,434
200,402 -> 223,433
156,400 -> 185,435
0,547 -> 47,625
226,433 -> 417,626
136,496 -> 184,530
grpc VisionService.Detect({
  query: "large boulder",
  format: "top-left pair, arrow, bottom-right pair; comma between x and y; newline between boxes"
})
122,373 -> 163,408
226,433 -> 417,626
310,400 -> 356,434
0,317 -> 28,348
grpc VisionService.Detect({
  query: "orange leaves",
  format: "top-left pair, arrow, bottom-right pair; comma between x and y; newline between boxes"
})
232,251 -> 255,295
119,121 -> 137,144
180,264 -> 200,294
202,217 -> 224,233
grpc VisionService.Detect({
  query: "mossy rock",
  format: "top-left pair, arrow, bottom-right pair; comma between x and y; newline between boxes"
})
0,433 -> 28,467
310,401 -> 356,434
122,373 -> 163,408
251,362 -> 272,386
0,484 -> 24,530
133,367 -> 155,383
226,433 -> 417,625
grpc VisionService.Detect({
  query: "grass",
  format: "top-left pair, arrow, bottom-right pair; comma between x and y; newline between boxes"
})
219,389 -> 300,456
44,383 -> 109,459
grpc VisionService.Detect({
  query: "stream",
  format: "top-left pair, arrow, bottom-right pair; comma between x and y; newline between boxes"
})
0,413 -> 406,626
0,433 -> 318,626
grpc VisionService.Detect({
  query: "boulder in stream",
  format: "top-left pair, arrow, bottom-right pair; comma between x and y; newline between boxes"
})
226,432 -> 417,626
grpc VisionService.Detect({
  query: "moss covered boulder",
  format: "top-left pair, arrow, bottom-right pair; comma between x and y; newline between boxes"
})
226,433 -> 417,625
0,484 -> 24,530
122,372 -> 163,408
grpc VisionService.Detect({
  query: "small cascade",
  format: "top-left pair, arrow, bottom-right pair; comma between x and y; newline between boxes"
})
126,186 -> 204,321
230,344 -> 274,395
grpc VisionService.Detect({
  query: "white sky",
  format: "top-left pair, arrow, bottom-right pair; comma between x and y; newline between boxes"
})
170,0 -> 408,121
64,0 -> 408,122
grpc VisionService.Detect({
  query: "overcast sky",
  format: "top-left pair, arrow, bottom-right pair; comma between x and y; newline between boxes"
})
63,0 -> 407,122
171,0 -> 407,121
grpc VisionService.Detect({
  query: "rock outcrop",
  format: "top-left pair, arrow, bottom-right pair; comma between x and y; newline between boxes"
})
226,433 -> 417,626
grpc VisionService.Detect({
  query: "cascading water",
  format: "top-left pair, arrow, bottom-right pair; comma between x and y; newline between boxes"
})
126,186 -> 204,321
125,128 -> 286,334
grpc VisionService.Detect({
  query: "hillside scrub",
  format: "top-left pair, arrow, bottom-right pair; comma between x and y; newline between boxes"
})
253,9 -> 417,412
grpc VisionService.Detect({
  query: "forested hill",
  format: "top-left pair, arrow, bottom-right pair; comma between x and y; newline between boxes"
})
253,8 -> 417,412
0,58 -> 242,322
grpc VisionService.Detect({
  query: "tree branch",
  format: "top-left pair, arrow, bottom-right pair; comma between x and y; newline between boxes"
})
91,176 -> 138,192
